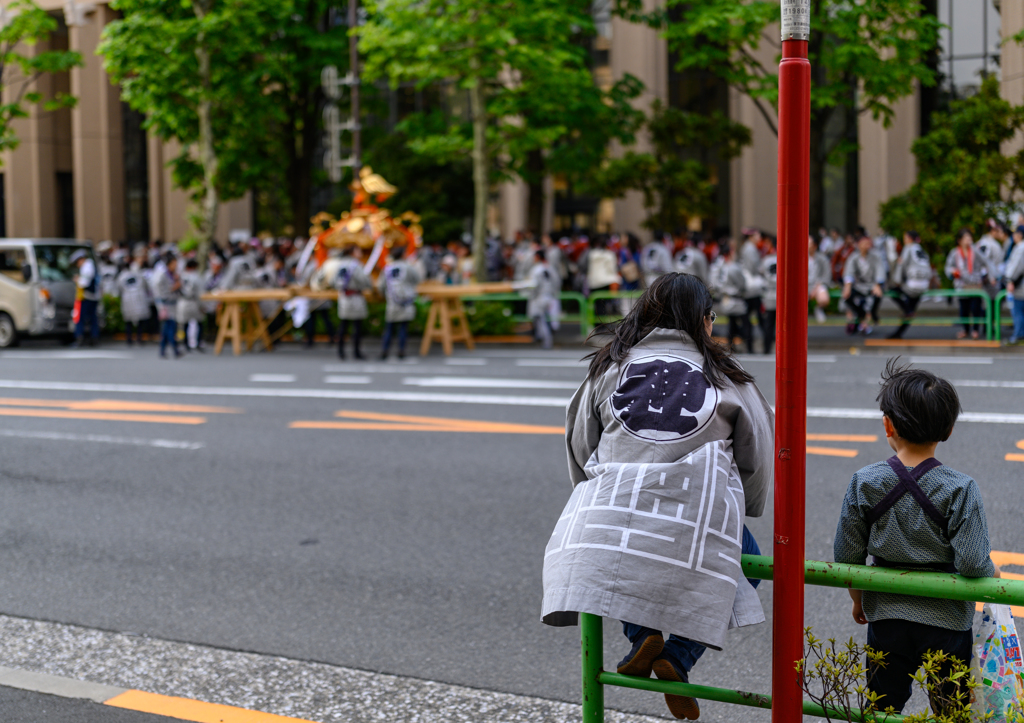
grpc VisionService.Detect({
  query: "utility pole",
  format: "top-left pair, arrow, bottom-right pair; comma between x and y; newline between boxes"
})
321,0 -> 361,183
772,1 -> 810,722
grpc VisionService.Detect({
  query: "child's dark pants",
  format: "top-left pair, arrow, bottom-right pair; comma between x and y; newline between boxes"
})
866,618 -> 972,713
621,525 -> 762,674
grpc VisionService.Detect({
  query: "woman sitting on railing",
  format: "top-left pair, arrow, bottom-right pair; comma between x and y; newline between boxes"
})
542,273 -> 774,720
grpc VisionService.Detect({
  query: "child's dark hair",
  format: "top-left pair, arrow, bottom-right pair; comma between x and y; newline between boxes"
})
185,259 -> 199,270
586,272 -> 754,389
876,358 -> 961,444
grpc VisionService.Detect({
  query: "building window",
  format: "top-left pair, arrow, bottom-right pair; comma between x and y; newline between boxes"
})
938,0 -> 1001,98
122,104 -> 150,241
56,172 -> 74,238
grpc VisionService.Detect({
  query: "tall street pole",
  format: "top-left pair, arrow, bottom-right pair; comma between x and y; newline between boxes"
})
772,2 -> 810,722
348,0 -> 361,172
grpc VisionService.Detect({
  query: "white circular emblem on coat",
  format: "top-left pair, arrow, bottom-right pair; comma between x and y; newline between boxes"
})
610,354 -> 720,443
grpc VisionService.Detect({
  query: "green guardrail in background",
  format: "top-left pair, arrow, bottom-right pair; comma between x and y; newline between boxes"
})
993,289 -> 1011,342
582,555 -> 1024,723
461,291 -> 592,337
825,288 -> 994,340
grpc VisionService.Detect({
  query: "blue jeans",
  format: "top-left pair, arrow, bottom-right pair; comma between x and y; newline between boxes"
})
75,298 -> 99,341
160,319 -> 178,356
1012,298 -> 1024,341
622,525 -> 762,674
381,321 -> 409,355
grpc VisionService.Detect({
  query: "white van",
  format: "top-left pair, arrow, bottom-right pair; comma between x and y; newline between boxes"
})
0,239 -> 96,347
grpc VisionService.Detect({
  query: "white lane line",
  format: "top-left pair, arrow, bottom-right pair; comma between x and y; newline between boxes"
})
325,364 -> 456,375
736,354 -> 837,363
909,356 -> 993,365
444,358 -> 488,366
954,380 -> 1024,388
402,376 -> 580,390
804,407 -> 1024,425
0,429 -> 204,450
248,373 -> 296,383
0,350 -> 133,360
323,375 -> 372,384
516,359 -> 586,367
0,379 -> 1019,421
0,379 -> 569,407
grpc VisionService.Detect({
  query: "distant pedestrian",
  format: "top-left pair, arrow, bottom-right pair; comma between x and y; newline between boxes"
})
70,249 -> 100,347
117,260 -> 150,346
335,246 -> 372,360
759,238 -> 777,355
543,272 -> 773,722
808,235 -> 832,324
711,240 -> 748,353
842,234 -> 885,335
177,259 -> 204,351
834,359 -> 1001,714
526,248 -> 559,349
586,235 -> 620,317
944,228 -> 993,339
640,234 -> 673,289
1004,225 -> 1024,344
378,246 -> 421,360
151,254 -> 182,358
887,231 -> 933,340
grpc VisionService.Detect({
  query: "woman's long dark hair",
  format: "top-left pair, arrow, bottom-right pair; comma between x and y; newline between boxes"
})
586,272 -> 754,388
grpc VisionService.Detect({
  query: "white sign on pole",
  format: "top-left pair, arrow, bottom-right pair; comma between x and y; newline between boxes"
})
780,0 -> 810,41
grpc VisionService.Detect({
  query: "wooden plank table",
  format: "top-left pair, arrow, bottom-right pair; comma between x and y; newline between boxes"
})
202,289 -> 293,356
417,282 -> 515,356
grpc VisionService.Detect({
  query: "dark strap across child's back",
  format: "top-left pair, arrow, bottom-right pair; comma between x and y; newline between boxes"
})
865,455 -> 957,574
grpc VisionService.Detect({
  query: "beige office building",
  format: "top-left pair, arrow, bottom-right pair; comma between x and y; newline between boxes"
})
2,1 -> 1020,244
2,0 -> 251,243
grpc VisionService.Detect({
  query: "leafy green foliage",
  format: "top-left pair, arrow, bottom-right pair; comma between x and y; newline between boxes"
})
100,0 -> 280,202
359,0 -> 643,276
879,78 -> 1024,256
361,130 -> 475,247
613,0 -> 940,229
0,0 -> 82,161
797,627 -> 1017,723
588,100 -> 750,231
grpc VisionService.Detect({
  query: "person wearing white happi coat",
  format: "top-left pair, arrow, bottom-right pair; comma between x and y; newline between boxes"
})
117,261 -> 151,345
524,248 -> 560,349
377,246 -> 422,359
808,236 -> 832,323
886,231 -> 933,340
334,247 -> 372,360
640,236 -> 673,288
674,244 -> 709,285
176,259 -> 205,351
542,272 -> 773,721
842,234 -> 886,335
944,228 -> 994,339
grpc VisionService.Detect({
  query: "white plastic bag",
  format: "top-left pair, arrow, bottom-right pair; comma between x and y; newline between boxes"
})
971,603 -> 1024,722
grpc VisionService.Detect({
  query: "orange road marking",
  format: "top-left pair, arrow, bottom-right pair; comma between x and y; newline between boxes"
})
105,689 -> 312,723
1006,453 -> 1024,462
806,434 -> 878,442
0,408 -> 205,425
1017,440 -> 1024,451
0,398 -> 239,414
992,550 -> 1024,568
806,446 -> 858,458
335,410 -> 565,434
292,421 -> 449,432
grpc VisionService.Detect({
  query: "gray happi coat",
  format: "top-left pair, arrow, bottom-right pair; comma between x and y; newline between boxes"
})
334,257 -> 372,320
378,259 -> 422,323
542,329 -> 774,649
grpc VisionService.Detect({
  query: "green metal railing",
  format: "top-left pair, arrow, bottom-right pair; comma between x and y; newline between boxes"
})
582,555 -> 1024,722
993,289 -> 1012,342
822,288 -> 995,340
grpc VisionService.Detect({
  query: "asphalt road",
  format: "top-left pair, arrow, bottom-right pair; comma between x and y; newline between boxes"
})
0,338 -> 1020,722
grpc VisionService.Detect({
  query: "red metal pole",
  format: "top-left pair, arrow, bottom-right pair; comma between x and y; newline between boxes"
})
772,2 -> 810,722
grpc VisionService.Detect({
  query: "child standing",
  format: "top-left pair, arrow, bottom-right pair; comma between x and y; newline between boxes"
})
834,360 -> 1000,714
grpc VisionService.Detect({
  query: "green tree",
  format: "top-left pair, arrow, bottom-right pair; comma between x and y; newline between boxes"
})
0,0 -> 81,160
615,0 -> 940,231
588,99 -> 751,232
101,0 -> 280,258
880,77 -> 1024,257
359,0 -> 643,280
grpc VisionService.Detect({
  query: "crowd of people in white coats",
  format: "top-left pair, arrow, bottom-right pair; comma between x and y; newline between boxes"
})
76,218 -> 1024,358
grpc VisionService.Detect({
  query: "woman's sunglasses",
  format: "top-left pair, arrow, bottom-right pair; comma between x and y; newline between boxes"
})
706,310 -> 717,324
